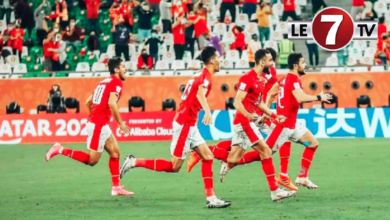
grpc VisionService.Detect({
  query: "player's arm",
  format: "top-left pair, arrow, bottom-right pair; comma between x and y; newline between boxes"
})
85,95 -> 93,114
234,90 -> 258,121
108,93 -> 130,133
196,86 -> 212,125
292,89 -> 331,103
266,83 -> 279,108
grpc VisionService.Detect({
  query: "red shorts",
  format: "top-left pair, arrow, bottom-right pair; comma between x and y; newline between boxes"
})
170,121 -> 205,159
86,122 -> 112,152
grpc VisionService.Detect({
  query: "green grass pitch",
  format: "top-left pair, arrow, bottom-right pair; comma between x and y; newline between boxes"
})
1,138 -> 390,220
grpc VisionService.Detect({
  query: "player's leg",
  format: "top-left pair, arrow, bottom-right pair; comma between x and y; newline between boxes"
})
187,140 -> 232,172
195,142 -> 231,208
104,133 -> 134,196
293,125 -> 319,189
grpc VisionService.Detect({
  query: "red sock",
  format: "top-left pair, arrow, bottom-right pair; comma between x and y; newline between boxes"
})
279,142 -> 291,177
266,123 -> 285,150
61,148 -> 90,164
202,159 -> 215,197
109,157 -> 120,187
209,146 -> 229,162
135,159 -> 174,172
299,147 -> 318,178
228,151 -> 260,169
216,140 -> 232,151
261,158 -> 278,191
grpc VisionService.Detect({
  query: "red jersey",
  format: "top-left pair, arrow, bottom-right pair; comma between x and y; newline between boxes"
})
283,0 -> 295,11
88,75 -> 123,125
43,41 -> 53,58
175,68 -> 212,126
10,28 -> 24,51
378,24 -> 387,40
189,15 -> 209,38
352,0 -> 364,6
172,23 -> 185,45
262,66 -> 278,102
119,2 -> 136,25
85,0 -> 100,19
233,70 -> 266,125
276,73 -> 302,129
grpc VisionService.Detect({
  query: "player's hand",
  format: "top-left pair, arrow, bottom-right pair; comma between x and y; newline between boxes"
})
319,91 -> 332,103
119,122 -> 130,134
261,114 -> 270,123
202,112 -> 212,125
246,113 -> 259,122
275,115 -> 287,123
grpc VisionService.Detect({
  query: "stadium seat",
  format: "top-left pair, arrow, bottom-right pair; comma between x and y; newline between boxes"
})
106,44 -> 115,58
13,63 -> 27,74
320,67 -> 337,73
271,29 -> 283,41
21,46 -> 28,58
213,23 -> 227,36
374,1 -> 388,15
368,40 -> 377,48
171,60 -> 185,70
273,3 -> 284,17
345,67 -> 368,72
349,47 -> 363,61
92,62 -> 107,72
236,13 -> 249,26
162,51 -> 175,63
162,99 -> 176,111
129,44 -> 137,57
137,44 -> 146,54
222,32 -> 235,44
225,50 -> 240,62
269,14 -> 280,26
347,57 -> 357,66
183,51 -> 192,63
68,73 -> 93,77
277,22 -> 288,34
128,96 -> 145,112
325,56 -> 339,67
235,59 -> 249,68
3,46 -> 12,55
29,46 -> 42,57
188,60 -> 201,69
244,23 -> 259,37
9,74 -> 21,79
6,55 -> 20,67
240,50 -> 248,59
96,72 -> 110,77
353,40 -> 367,50
150,71 -> 163,76
0,57 -> 4,65
357,95 -> 371,108
155,60 -> 169,70
227,23 -> 236,33
364,47 -> 376,57
125,61 -> 137,71
176,70 -> 195,76
0,19 -> 6,32
360,56 -> 374,65
221,60 -> 233,69
75,62 -> 91,72
99,53 -> 109,62
263,41 -> 279,53
370,66 -> 385,71
163,34 -> 174,47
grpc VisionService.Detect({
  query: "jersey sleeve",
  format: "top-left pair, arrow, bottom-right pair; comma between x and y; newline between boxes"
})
285,77 -> 302,91
108,80 -> 123,97
199,73 -> 211,88
237,75 -> 252,93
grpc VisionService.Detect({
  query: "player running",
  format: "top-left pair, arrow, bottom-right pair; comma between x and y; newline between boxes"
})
119,47 -> 232,208
187,48 -> 298,191
45,57 -> 134,196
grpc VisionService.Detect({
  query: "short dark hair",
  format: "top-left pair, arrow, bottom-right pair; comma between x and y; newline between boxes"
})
151,29 -> 157,33
236,26 -> 243,32
254,49 -> 270,65
108,57 -> 123,74
379,16 -> 385,24
287,53 -> 303,70
200,46 -> 217,64
265,47 -> 277,62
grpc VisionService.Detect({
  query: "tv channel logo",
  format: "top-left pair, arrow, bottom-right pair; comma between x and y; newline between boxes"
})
287,7 -> 378,51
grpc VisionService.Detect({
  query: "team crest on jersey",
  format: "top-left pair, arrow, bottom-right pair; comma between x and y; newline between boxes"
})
239,82 -> 246,90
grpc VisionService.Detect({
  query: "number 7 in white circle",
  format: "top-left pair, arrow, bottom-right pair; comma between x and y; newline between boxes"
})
321,15 -> 343,45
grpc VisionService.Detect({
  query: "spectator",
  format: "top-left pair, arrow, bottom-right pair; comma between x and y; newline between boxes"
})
219,0 -> 236,23
47,84 -> 66,113
361,1 -> 377,20
62,19 -> 83,47
375,34 -> 390,65
10,21 -> 24,62
306,39 -> 319,70
188,10 -> 209,49
113,16 -> 131,61
137,49 -> 154,69
203,32 -> 225,56
230,26 -> 246,57
247,34 -> 261,67
85,0 -> 101,35
50,32 -> 67,71
257,1 -> 273,45
148,0 -> 161,13
172,16 -> 186,60
87,31 -> 100,52
378,17 -> 387,43
160,0 -> 172,33
110,3 -> 121,41
337,44 -> 349,66
135,2 -> 155,42
194,0 -> 211,23
43,31 -> 55,71
145,30 -> 165,64
0,0 -> 13,24
35,1 -> 51,46
119,0 -> 139,34
242,0 -> 257,20
311,0 -> 327,16
184,15 -> 195,59
54,0 -> 69,30
282,0 -> 298,21
351,0 -> 364,20
1,32 -> 11,60
171,0 -> 186,19
13,0 -> 35,37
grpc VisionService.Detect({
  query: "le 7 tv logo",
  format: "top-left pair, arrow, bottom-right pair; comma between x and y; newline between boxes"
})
288,7 -> 378,51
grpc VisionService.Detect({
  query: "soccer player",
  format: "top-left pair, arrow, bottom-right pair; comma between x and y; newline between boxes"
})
119,47 -> 232,208
45,57 -> 134,196
186,48 -> 299,191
